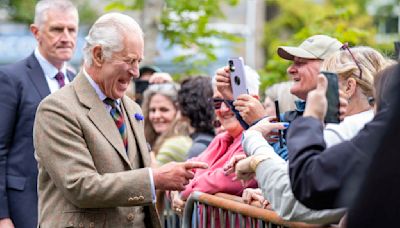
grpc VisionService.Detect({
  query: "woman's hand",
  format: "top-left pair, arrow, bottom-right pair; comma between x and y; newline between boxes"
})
234,94 -> 267,124
223,154 -> 247,175
242,188 -> 270,209
170,191 -> 186,216
215,66 -> 234,100
248,116 -> 289,141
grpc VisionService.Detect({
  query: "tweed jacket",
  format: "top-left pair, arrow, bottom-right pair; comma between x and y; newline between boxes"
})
33,72 -> 161,228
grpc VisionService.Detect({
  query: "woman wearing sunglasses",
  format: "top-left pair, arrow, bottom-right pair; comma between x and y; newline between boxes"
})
169,66 -> 260,221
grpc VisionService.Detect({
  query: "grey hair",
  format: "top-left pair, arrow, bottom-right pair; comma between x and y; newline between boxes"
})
83,12 -> 144,66
212,64 -> 260,96
34,0 -> 78,28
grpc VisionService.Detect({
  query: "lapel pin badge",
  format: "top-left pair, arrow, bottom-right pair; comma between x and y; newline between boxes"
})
134,113 -> 144,121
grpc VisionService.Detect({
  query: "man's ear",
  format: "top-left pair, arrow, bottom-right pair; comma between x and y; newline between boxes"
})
30,24 -> 40,41
92,46 -> 104,67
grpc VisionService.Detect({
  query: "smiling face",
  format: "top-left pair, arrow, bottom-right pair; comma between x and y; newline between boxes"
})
213,89 -> 243,137
92,33 -> 144,99
31,9 -> 78,69
149,94 -> 177,134
287,57 -> 322,100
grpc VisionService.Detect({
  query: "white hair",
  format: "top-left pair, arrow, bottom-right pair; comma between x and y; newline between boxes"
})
83,12 -> 144,66
34,0 -> 78,28
244,65 -> 260,95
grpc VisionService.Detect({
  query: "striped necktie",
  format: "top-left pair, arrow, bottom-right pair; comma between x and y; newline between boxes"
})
103,98 -> 128,151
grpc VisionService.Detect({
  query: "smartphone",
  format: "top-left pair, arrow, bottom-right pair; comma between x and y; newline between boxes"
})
321,71 -> 340,123
228,57 -> 248,99
274,100 -> 284,148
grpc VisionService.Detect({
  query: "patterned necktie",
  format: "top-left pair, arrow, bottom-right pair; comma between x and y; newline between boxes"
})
103,98 -> 128,151
55,72 -> 65,88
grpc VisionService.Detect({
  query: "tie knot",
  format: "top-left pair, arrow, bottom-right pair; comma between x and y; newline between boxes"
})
104,97 -> 117,108
55,72 -> 65,88
55,72 -> 64,80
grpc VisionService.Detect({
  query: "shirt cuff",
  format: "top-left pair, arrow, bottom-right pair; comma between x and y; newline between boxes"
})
148,168 -> 156,203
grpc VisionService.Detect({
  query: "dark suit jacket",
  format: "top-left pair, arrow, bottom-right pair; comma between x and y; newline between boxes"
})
287,109 -> 392,210
0,53 -> 74,227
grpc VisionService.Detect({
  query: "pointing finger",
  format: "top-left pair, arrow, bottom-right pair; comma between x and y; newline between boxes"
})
184,161 -> 208,169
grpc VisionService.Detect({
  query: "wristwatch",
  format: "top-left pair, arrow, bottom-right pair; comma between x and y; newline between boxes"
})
250,154 -> 272,171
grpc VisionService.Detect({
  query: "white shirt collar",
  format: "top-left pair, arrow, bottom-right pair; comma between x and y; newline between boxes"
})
82,68 -> 121,105
34,47 -> 67,79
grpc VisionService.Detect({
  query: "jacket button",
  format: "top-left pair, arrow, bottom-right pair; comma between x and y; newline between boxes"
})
89,222 -> 95,227
133,196 -> 139,201
127,213 -> 135,221
128,197 -> 134,202
138,195 -> 144,201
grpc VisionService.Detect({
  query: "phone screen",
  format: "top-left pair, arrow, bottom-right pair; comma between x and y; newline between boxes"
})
321,71 -> 340,123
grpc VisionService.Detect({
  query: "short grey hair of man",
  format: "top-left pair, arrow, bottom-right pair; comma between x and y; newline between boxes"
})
212,65 -> 260,96
34,0 -> 78,28
83,12 -> 144,66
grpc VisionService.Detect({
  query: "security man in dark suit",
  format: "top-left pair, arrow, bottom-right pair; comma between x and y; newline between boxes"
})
0,0 -> 78,227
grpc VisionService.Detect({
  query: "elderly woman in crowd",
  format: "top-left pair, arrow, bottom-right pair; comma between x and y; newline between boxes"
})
224,46 -> 393,224
170,66 -> 261,219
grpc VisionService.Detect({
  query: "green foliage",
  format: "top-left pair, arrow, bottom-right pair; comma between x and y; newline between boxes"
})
261,0 -> 379,93
106,0 -> 242,75
8,0 -> 36,23
4,0 -> 99,25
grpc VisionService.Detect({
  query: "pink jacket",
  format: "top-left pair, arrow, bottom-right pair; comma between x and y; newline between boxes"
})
181,131 -> 257,199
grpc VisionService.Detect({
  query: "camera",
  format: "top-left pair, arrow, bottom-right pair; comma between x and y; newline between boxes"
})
228,60 -> 235,72
234,76 -> 241,85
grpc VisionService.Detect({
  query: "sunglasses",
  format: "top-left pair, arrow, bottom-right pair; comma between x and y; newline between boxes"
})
210,98 -> 232,110
341,43 -> 363,80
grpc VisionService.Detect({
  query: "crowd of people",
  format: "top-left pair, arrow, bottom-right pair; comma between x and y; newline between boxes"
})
0,0 -> 399,228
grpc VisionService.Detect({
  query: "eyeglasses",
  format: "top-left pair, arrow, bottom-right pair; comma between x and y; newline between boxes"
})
341,43 -> 363,80
210,98 -> 232,110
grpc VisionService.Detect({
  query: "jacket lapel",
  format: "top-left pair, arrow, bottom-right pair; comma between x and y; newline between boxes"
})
123,96 -> 151,168
74,72 -> 132,168
26,53 -> 51,99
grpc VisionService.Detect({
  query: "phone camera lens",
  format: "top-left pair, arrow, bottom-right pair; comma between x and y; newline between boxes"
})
234,76 -> 240,85
228,60 -> 235,72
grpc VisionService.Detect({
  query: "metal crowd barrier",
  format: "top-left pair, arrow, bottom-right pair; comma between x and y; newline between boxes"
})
182,191 -> 334,228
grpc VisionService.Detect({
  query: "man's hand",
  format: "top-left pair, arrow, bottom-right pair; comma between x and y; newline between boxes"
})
153,161 -> 208,191
234,94 -> 267,124
170,191 -> 185,216
0,218 -> 15,228
223,154 -> 247,175
215,66 -> 233,100
304,74 -> 328,121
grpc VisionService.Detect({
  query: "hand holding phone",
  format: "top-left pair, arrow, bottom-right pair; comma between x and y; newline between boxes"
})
321,71 -> 340,123
228,57 -> 248,99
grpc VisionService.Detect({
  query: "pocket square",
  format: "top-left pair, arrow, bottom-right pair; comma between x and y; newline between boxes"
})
134,113 -> 144,121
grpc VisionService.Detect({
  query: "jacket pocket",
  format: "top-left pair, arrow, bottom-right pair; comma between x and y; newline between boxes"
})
6,175 -> 26,190
62,211 -> 106,228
